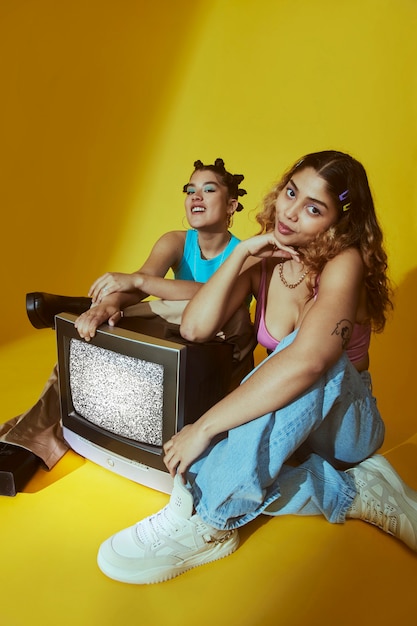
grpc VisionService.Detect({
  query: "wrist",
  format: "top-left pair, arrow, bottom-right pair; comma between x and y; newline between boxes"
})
133,273 -> 145,292
236,240 -> 253,260
198,408 -> 223,441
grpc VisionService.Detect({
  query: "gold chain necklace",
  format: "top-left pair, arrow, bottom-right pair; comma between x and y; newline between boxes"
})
278,261 -> 308,289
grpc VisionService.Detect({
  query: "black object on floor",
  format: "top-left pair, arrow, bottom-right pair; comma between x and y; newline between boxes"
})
0,443 -> 41,496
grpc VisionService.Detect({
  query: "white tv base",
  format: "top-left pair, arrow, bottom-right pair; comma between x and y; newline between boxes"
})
63,427 -> 174,495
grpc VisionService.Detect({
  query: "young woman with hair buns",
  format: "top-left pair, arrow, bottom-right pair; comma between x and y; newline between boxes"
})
1,158 -> 254,472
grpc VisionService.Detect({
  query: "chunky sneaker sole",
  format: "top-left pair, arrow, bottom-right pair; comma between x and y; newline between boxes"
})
97,517 -> 239,584
347,454 -> 417,551
97,475 -> 239,584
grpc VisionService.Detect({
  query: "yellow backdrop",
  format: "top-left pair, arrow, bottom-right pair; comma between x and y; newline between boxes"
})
1,2 -> 417,624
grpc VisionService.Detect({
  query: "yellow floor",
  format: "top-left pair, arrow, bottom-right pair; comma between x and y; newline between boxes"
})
1,331 -> 417,626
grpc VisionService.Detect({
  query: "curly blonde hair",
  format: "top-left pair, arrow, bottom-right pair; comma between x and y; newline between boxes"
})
256,151 -> 393,331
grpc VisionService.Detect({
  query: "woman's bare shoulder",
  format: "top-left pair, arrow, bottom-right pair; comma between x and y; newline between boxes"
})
315,248 -> 365,311
157,230 -> 187,244
321,247 -> 364,277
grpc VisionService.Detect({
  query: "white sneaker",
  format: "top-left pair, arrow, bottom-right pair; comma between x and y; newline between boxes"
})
97,475 -> 239,584
346,454 -> 417,551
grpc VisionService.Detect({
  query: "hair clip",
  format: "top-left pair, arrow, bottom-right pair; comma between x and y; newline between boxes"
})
339,190 -> 350,212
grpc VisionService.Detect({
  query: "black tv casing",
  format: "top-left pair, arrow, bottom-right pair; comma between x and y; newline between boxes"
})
56,313 -> 233,493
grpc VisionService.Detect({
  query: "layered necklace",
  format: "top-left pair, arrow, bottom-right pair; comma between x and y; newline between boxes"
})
278,261 -> 309,289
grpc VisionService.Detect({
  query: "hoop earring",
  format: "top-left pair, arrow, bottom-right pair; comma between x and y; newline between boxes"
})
227,214 -> 234,229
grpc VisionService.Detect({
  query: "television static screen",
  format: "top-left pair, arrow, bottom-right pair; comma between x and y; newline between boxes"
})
69,339 -> 164,446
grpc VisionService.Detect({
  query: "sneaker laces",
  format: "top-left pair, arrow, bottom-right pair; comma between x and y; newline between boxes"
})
356,494 -> 399,536
135,505 -> 185,545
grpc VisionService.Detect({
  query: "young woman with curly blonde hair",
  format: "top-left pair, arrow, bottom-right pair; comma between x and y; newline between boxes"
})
97,150 -> 417,585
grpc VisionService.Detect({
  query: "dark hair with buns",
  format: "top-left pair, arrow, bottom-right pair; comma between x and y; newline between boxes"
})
183,158 -> 247,212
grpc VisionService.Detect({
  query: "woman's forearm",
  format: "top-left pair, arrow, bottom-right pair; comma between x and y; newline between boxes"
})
135,274 -> 201,301
164,340 -> 331,477
197,341 -> 326,439
181,243 -> 251,341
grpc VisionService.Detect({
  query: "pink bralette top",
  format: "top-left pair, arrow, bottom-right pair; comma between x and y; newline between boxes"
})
254,260 -> 371,364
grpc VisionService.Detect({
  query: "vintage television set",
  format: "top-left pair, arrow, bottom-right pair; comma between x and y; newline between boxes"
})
56,313 -> 233,494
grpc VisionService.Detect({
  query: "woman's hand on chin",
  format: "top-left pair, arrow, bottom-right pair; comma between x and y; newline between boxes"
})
241,233 -> 300,262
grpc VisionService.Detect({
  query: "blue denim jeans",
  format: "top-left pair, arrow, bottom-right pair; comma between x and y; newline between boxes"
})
187,329 -> 385,530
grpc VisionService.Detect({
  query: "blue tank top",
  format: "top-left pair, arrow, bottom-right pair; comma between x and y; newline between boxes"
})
174,229 -> 240,283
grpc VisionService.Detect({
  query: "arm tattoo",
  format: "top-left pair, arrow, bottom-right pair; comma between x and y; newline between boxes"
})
331,319 -> 353,351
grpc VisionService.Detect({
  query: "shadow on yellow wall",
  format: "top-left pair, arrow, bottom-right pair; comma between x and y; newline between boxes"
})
1,0 -> 208,342
371,268 -> 417,450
